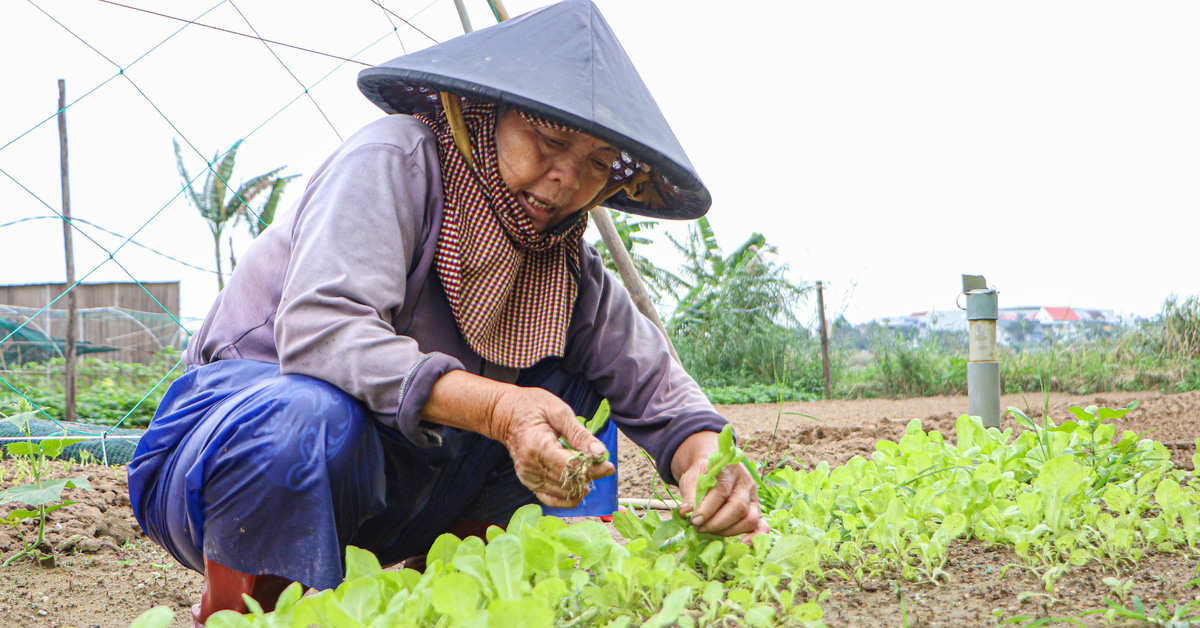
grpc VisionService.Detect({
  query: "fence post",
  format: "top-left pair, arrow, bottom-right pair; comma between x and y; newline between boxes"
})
817,281 -> 832,399
963,275 -> 1000,427
57,79 -> 77,424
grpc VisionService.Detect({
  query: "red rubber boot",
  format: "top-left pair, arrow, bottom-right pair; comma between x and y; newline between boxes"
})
190,557 -> 297,627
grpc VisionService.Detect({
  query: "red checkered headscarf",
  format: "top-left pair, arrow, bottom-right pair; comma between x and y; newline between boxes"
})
416,101 -> 589,368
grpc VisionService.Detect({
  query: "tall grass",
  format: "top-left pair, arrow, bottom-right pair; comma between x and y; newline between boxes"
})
834,298 -> 1200,399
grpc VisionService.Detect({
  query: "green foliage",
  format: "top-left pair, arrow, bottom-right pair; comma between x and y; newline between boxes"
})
666,217 -> 818,392
129,402 -> 1200,626
590,210 -> 685,302
174,138 -> 296,289
693,424 -> 760,508
0,352 -> 183,427
0,404 -> 93,567
703,383 -> 820,405
762,404 -> 1196,594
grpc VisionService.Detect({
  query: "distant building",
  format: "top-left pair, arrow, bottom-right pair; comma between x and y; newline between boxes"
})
0,281 -> 183,364
881,305 -> 1121,347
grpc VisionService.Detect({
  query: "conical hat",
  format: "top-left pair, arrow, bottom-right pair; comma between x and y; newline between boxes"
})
357,0 -> 710,220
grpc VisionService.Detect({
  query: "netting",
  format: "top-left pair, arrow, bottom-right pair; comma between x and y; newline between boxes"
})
0,0 -> 479,464
1,304 -> 186,365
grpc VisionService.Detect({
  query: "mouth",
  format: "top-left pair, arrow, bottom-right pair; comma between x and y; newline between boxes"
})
519,192 -> 558,221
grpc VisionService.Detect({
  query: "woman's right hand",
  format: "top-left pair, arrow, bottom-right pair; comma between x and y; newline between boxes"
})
489,386 -> 615,508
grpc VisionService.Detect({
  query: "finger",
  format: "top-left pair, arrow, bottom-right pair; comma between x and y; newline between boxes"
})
702,495 -> 761,537
689,468 -> 735,528
519,470 -> 575,504
587,460 -> 616,480
739,516 -> 771,544
677,466 -> 701,517
553,408 -> 608,458
697,485 -> 754,535
535,490 -> 584,509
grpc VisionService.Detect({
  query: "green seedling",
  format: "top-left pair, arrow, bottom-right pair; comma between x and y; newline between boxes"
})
127,401 -> 1200,628
558,400 -> 611,499
0,406 -> 92,567
1083,595 -> 1200,627
693,424 -> 761,508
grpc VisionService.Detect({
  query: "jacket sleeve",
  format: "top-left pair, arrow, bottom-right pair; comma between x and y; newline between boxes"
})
274,129 -> 462,447
562,244 -> 728,485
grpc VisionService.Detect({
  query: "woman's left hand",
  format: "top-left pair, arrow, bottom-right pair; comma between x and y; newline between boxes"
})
672,431 -> 769,541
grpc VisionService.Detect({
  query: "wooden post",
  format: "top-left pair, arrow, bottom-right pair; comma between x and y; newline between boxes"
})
487,0 -> 509,21
57,79 -> 77,423
816,281 -> 832,399
590,208 -> 680,364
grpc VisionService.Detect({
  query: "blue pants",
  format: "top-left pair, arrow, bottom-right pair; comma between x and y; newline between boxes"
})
127,358 -> 605,591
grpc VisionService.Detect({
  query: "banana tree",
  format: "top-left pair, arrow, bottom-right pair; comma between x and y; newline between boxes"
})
590,209 -> 684,302
666,217 -> 812,386
238,173 -> 300,238
174,139 -> 290,289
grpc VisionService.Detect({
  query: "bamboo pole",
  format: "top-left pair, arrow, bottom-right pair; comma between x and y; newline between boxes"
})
817,281 -> 831,398
57,79 -> 77,424
590,208 -> 681,364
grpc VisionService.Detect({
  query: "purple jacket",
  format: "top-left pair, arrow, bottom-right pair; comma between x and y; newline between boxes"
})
186,115 -> 726,484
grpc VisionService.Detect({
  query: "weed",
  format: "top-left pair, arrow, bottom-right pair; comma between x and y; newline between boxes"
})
0,404 -> 93,567
1084,596 -> 1200,627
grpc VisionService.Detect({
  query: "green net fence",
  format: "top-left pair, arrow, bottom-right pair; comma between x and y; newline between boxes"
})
0,0 -> 470,464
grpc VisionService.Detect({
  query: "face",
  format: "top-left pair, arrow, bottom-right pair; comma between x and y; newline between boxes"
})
494,109 -> 620,232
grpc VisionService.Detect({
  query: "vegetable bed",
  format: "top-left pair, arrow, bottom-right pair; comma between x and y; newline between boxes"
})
127,399 -> 1200,627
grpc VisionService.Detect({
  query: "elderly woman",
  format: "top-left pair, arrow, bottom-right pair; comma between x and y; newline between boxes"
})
128,1 -> 765,624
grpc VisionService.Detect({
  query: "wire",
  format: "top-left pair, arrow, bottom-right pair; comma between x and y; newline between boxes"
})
0,216 -> 218,275
371,0 -> 408,54
93,0 -> 373,66
25,0 -> 121,69
227,1 -> 343,142
372,0 -> 439,43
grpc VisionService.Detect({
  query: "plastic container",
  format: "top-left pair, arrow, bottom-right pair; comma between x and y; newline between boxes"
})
542,418 -> 618,517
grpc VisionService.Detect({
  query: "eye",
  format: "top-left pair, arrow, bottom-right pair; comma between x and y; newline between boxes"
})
590,157 -> 610,172
537,130 -> 566,149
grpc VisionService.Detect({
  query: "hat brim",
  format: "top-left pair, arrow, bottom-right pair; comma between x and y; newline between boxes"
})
359,72 -> 710,220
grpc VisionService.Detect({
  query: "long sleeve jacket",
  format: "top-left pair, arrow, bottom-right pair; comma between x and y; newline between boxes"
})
185,115 -> 726,484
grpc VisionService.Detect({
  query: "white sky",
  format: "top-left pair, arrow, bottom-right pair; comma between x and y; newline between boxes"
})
2,0 -> 1198,331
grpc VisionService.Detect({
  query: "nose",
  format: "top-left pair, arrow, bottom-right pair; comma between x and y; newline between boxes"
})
547,152 -> 585,193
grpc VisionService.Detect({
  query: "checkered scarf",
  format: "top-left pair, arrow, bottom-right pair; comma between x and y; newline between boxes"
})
416,102 -> 588,369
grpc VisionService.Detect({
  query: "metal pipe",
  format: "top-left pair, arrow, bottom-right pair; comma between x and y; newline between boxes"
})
963,275 -> 1000,427
451,0 -> 473,33
618,497 -> 676,511
0,435 -> 142,442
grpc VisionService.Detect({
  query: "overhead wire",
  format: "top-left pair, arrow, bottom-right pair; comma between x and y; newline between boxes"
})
94,0 -> 374,66
0,215 -> 219,275
227,0 -> 344,142
1,0 -> 448,431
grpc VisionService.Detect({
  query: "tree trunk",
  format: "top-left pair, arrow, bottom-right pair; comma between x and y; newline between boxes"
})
213,229 -> 224,290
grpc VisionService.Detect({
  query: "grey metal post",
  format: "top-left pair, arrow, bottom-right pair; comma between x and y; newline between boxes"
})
452,0 -> 474,33
963,275 -> 1000,427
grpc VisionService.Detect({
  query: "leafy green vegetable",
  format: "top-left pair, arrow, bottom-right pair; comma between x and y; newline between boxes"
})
693,424 -> 761,508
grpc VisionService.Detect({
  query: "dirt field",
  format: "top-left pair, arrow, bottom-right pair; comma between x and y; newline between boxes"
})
2,389 -> 1197,627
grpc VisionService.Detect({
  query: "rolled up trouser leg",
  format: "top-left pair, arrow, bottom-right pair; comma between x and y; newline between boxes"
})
130,360 -> 388,591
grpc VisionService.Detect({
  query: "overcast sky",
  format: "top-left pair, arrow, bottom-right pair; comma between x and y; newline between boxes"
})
2,0 -> 1198,331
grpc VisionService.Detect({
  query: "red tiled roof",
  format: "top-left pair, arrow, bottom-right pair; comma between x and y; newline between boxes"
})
1041,307 -> 1080,322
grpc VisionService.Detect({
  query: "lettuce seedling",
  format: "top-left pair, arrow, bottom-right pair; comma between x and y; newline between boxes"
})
693,424 -> 761,508
558,400 -> 611,499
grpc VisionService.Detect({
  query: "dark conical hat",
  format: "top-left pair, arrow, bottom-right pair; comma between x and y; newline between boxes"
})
357,0 -> 710,220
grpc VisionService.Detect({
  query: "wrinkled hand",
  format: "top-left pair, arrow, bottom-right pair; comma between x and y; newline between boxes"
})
490,386 -> 615,509
677,455 -> 769,541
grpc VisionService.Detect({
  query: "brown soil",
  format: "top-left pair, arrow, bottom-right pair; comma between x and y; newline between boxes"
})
1,390 -> 1197,627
